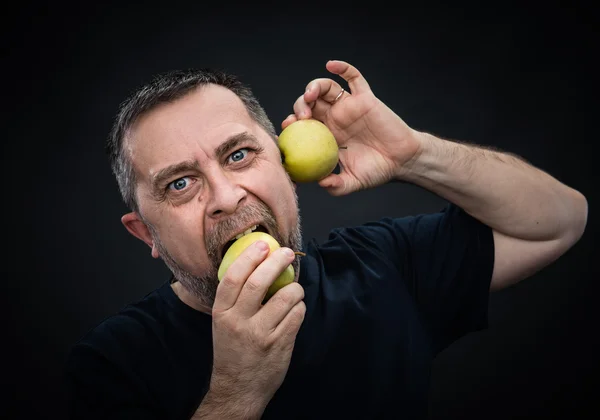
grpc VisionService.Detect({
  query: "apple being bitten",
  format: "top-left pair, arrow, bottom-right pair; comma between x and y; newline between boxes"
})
277,119 -> 339,182
218,232 -> 297,302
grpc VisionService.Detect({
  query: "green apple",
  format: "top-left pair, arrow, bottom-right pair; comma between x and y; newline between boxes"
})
218,231 -> 296,301
278,119 -> 339,182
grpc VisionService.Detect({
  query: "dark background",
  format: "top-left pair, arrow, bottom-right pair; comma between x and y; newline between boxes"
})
4,1 -> 598,419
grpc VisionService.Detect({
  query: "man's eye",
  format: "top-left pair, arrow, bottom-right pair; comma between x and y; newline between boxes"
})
168,177 -> 191,191
228,148 -> 249,163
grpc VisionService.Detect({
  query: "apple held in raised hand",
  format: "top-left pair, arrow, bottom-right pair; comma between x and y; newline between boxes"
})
278,119 -> 340,183
218,231 -> 303,302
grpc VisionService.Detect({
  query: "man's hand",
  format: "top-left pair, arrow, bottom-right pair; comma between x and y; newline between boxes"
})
194,240 -> 306,419
285,60 -> 587,292
282,59 -> 422,196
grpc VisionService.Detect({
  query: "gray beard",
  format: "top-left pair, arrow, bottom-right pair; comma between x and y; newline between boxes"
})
145,190 -> 303,309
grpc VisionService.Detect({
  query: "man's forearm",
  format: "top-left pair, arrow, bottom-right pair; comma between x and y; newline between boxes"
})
401,131 -> 588,242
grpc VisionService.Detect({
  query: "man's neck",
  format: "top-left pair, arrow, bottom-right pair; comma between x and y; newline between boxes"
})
170,281 -> 213,315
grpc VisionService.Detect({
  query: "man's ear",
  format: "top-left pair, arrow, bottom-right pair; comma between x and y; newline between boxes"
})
121,212 -> 160,259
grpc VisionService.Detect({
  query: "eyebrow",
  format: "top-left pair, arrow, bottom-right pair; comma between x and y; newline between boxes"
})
150,160 -> 201,194
149,131 -> 262,193
214,131 -> 261,158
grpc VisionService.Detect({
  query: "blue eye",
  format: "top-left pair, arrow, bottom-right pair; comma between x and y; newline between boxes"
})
229,148 -> 249,163
169,177 -> 190,191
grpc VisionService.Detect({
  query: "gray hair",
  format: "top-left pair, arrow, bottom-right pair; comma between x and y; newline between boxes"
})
106,68 -> 277,213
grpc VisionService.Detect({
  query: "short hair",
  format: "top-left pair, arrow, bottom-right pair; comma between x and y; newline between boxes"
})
106,69 -> 276,213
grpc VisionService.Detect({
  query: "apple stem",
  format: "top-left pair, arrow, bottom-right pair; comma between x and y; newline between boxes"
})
294,251 -> 306,257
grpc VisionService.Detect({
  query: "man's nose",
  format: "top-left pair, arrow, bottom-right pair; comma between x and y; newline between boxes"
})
205,170 -> 247,217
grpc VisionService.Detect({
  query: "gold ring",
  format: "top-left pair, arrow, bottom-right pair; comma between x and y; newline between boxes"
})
333,88 -> 345,103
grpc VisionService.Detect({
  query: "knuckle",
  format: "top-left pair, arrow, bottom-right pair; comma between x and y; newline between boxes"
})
283,303 -> 306,336
229,321 -> 243,336
260,336 -> 274,351
271,295 -> 291,312
296,301 -> 307,315
276,283 -> 304,306
219,274 -> 239,289
275,290 -> 294,306
250,324 -> 272,350
296,283 -> 306,300
287,282 -> 305,300
214,314 -> 240,333
241,252 -> 255,265
292,302 -> 307,323
244,278 -> 263,293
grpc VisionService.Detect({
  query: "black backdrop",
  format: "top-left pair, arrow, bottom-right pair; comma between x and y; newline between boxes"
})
4,1 -> 598,419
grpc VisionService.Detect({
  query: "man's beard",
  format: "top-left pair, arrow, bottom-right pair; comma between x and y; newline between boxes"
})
145,190 -> 303,309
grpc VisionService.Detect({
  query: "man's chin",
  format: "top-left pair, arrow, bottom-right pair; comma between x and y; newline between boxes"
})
158,248 -> 220,307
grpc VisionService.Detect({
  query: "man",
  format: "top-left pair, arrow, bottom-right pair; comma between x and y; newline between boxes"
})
65,60 -> 587,419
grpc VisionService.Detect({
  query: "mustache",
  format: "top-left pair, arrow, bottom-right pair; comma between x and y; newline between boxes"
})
205,202 -> 280,265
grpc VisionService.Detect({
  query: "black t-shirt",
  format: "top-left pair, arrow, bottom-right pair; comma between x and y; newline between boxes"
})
65,203 -> 494,419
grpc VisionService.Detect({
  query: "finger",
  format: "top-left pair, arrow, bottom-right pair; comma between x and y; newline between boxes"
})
292,93 -> 314,120
325,60 -> 370,94
271,300 -> 306,342
310,98 -> 337,123
234,247 -> 297,317
212,240 -> 270,313
318,171 -> 357,197
256,282 -> 305,331
281,113 -> 298,130
303,78 -> 345,105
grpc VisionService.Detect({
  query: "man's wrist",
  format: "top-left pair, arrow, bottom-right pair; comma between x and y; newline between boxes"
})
394,130 -> 439,183
192,380 -> 269,420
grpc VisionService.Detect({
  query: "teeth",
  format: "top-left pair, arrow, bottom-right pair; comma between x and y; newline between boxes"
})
233,225 -> 259,241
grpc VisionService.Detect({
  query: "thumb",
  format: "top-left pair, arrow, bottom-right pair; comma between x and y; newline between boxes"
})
317,172 -> 357,196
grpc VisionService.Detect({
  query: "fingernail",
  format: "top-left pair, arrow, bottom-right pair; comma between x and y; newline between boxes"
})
283,248 -> 294,257
255,241 -> 268,251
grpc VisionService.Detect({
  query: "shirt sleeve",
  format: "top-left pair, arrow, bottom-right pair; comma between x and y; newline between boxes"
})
356,203 -> 495,354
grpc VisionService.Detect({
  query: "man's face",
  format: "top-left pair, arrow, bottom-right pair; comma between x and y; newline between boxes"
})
124,84 -> 302,305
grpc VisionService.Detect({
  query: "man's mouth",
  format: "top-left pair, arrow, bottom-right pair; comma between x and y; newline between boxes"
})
220,224 -> 270,258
